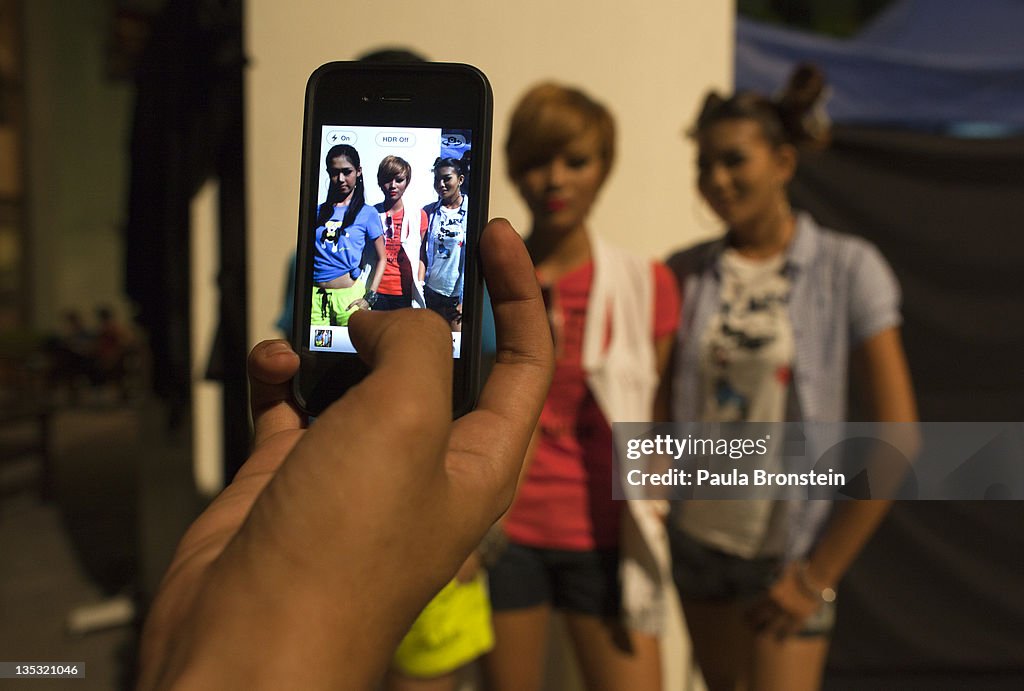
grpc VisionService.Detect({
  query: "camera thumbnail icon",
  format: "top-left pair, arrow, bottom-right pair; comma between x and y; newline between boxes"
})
314,329 -> 333,348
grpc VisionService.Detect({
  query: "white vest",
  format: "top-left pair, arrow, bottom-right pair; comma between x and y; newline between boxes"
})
583,235 -> 670,634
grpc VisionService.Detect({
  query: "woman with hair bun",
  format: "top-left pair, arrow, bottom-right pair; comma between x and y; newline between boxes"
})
666,64 -> 918,690
482,82 -> 679,691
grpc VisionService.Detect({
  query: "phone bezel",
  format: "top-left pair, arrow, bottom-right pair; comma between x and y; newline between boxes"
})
292,62 -> 492,417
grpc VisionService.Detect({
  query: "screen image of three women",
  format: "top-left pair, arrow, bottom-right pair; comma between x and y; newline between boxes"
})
310,143 -> 469,331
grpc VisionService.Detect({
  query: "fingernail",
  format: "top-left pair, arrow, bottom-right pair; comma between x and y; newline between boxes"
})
264,340 -> 293,356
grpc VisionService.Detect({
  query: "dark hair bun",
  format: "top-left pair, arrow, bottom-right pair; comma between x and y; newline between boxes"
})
689,63 -> 831,150
776,63 -> 830,148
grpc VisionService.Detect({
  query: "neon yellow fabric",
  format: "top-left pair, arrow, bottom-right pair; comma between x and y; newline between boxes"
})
392,574 -> 493,678
311,278 -> 366,326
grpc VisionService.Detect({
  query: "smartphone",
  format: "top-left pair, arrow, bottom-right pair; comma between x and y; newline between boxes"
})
291,62 -> 492,417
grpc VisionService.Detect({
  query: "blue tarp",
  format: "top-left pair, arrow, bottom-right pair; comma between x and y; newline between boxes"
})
735,0 -> 1024,131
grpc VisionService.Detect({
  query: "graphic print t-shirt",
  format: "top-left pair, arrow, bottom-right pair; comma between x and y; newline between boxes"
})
424,198 -> 467,298
377,207 -> 428,296
312,204 -> 384,284
677,249 -> 795,558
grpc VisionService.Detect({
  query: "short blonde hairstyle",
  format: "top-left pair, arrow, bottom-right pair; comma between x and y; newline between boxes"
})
505,82 -> 615,182
377,154 -> 412,187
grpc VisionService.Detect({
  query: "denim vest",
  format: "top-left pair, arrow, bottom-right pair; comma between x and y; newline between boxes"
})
667,212 -> 902,559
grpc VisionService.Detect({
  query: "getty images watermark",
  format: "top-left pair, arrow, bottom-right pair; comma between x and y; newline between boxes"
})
612,422 -> 1024,500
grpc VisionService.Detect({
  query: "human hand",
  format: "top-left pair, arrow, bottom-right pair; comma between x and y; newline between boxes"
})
346,297 -> 371,311
454,552 -> 482,583
137,219 -> 553,691
744,561 -> 826,639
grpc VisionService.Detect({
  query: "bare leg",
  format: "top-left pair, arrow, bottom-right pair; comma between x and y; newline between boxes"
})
680,599 -> 753,691
682,598 -> 831,691
564,613 -> 661,691
749,633 -> 829,691
482,605 -> 551,691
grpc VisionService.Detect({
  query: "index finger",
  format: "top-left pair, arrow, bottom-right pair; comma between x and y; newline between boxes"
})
314,308 -> 455,469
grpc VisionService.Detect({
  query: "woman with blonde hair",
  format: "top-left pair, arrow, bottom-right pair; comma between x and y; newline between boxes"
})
481,82 -> 679,691
374,154 -> 429,310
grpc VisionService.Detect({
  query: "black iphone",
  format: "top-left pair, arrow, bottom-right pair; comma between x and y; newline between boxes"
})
291,62 -> 492,418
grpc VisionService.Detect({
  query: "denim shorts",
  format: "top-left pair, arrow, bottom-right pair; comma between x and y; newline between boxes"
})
669,528 -> 835,636
425,285 -> 461,324
487,542 -> 621,618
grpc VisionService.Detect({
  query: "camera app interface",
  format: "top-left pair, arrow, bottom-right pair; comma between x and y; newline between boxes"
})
308,125 -> 473,357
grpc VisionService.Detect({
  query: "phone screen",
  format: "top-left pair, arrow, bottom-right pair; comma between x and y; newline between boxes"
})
307,125 -> 474,358
293,62 -> 491,418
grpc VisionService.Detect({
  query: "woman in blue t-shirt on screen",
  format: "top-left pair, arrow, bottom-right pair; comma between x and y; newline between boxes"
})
311,143 -> 386,326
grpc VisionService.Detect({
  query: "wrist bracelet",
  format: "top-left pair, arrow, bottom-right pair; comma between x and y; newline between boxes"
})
795,560 -> 837,603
